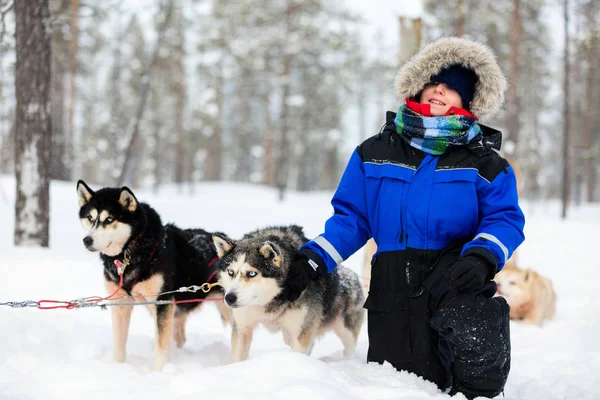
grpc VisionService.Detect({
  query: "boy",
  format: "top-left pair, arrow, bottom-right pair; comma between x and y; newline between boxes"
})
283,37 -> 524,399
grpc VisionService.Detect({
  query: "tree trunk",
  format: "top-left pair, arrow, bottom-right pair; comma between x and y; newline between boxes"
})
50,49 -> 66,179
49,0 -> 69,180
202,53 -> 224,181
456,0 -> 465,37
506,0 -> 521,155
14,0 -> 52,247
151,84 -> 163,193
276,1 -> 294,201
582,6 -> 597,202
321,144 -> 338,190
64,0 -> 78,180
262,92 -> 274,186
174,69 -> 186,185
561,0 -> 570,219
173,9 -> 186,187
117,0 -> 174,187
398,17 -> 421,65
296,108 -> 310,191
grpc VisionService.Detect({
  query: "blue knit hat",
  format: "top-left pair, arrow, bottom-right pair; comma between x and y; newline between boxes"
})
429,64 -> 479,110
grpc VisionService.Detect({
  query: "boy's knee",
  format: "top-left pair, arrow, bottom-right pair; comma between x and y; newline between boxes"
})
431,286 -> 508,333
432,294 -> 511,399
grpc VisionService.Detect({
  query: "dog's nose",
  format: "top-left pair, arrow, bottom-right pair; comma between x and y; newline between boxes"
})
224,292 -> 237,307
83,236 -> 93,247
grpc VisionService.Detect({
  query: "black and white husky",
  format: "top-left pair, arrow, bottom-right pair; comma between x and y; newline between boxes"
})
76,180 -> 229,371
212,225 -> 365,362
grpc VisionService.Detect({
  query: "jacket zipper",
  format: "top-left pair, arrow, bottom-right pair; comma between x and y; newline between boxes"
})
398,182 -> 405,243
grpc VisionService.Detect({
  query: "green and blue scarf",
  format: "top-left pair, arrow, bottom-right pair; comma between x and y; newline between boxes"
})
394,105 -> 482,155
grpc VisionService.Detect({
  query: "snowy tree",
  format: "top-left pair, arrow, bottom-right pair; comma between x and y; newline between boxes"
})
117,0 -> 175,187
14,0 -> 52,247
0,0 -> 15,174
572,0 -> 599,202
49,0 -> 71,181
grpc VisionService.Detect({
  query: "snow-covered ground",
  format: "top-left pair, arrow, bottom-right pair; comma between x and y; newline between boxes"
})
0,175 -> 598,400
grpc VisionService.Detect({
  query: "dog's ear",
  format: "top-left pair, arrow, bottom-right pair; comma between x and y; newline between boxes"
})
77,180 -> 94,207
259,241 -> 282,268
213,233 -> 235,258
118,187 -> 138,212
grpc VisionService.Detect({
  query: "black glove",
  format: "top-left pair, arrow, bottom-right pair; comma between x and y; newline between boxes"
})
449,251 -> 497,293
281,250 -> 326,302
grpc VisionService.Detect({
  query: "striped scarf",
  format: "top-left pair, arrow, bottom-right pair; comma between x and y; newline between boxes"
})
394,105 -> 482,155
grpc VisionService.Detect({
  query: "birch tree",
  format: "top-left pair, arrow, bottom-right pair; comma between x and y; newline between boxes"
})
14,0 -> 52,247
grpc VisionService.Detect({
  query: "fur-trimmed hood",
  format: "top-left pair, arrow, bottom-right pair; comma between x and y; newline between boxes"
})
394,37 -> 507,121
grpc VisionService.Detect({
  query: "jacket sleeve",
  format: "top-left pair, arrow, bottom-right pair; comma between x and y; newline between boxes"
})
462,165 -> 525,271
301,148 -> 371,273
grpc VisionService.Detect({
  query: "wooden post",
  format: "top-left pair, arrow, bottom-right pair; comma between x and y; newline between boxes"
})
398,17 -> 422,65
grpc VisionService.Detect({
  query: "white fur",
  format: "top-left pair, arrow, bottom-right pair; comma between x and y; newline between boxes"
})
80,213 -> 132,256
220,254 -> 281,308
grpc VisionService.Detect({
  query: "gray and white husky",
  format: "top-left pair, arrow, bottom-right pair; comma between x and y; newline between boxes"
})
212,225 -> 365,362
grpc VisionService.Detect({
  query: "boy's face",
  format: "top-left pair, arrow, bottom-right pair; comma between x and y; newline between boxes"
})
419,82 -> 464,116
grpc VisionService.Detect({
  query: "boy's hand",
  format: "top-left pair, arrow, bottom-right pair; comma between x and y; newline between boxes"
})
450,254 -> 497,293
281,252 -> 323,302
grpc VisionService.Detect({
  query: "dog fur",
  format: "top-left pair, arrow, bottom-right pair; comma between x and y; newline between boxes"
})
212,225 -> 365,362
362,238 -> 377,292
495,264 -> 556,326
77,180 -> 229,371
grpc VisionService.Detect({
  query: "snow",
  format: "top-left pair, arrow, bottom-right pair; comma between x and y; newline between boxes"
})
0,175 -> 599,400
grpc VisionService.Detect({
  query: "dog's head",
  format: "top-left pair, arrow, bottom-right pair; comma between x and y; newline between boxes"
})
76,180 -> 141,257
495,266 -> 535,308
212,233 -> 288,308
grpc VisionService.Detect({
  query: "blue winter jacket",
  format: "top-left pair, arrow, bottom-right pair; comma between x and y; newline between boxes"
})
302,112 -> 525,282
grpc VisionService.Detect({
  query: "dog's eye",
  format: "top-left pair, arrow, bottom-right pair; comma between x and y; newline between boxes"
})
87,215 -> 93,222
509,280 -> 516,286
105,217 -> 115,224
247,271 -> 257,278
227,269 -> 234,277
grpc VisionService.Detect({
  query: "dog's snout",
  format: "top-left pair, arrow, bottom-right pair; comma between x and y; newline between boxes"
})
225,292 -> 237,307
83,236 -> 94,248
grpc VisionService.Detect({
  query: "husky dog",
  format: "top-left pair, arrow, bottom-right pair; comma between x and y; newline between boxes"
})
495,264 -> 556,326
212,225 -> 365,362
76,180 -> 229,371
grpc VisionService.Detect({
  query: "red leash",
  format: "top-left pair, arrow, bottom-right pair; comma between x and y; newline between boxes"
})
36,255 -> 223,309
37,251 -> 132,309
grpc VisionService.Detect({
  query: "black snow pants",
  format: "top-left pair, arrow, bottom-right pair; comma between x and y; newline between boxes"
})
363,246 -> 511,400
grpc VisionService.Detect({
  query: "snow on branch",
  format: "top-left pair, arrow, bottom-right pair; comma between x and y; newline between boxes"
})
0,0 -> 14,45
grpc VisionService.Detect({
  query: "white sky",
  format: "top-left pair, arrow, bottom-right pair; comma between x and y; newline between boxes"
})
344,0 -> 423,53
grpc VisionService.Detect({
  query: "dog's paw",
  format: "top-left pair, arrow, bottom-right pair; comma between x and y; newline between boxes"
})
113,351 -> 126,363
152,354 -> 169,372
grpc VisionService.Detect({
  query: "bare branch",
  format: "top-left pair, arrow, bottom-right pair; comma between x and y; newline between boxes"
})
0,0 -> 14,45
